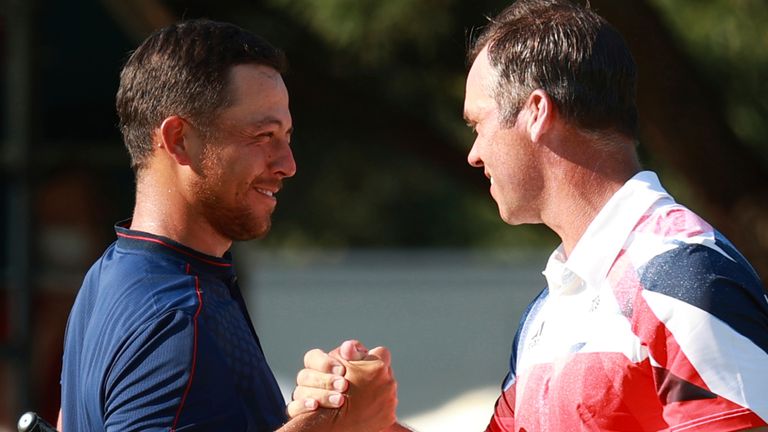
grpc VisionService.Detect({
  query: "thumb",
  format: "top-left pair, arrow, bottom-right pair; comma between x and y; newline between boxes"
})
339,339 -> 369,361
368,346 -> 391,366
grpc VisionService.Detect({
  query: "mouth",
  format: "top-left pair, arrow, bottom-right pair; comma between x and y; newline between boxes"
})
254,187 -> 277,198
484,172 -> 493,185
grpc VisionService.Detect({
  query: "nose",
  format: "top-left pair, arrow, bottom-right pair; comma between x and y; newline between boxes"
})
272,141 -> 297,179
467,140 -> 484,168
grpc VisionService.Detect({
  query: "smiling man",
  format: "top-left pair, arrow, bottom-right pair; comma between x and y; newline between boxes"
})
58,19 -> 397,432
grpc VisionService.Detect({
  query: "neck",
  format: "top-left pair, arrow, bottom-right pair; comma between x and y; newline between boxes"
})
540,132 -> 640,257
130,170 -> 232,257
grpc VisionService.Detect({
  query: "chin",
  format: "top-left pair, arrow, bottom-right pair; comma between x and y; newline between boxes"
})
213,214 -> 272,242
234,222 -> 272,241
499,208 -> 532,226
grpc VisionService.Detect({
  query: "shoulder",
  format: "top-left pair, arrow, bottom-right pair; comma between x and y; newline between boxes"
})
90,245 -> 202,317
66,247 -> 204,360
629,214 -> 768,355
632,203 -> 763,298
619,202 -> 768,332
632,202 -> 764,310
627,203 -> 761,284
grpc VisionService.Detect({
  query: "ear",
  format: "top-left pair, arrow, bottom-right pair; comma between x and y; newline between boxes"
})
523,89 -> 554,142
157,116 -> 195,166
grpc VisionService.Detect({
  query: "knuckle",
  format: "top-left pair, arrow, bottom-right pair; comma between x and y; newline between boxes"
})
292,386 -> 307,400
303,348 -> 323,366
286,402 -> 300,418
324,375 -> 336,390
296,369 -> 310,385
303,350 -> 315,366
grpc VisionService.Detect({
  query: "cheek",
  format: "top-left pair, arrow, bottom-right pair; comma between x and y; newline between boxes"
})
200,159 -> 245,199
220,151 -> 256,178
235,146 -> 271,176
484,137 -> 511,170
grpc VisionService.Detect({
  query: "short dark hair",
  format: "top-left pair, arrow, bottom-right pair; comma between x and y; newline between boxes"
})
468,0 -> 638,138
116,19 -> 287,172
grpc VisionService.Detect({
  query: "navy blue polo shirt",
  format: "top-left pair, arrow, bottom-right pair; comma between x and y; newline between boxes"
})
61,223 -> 287,431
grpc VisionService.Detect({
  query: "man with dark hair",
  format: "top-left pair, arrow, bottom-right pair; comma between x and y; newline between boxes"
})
59,19 -> 397,431
291,1 -> 768,430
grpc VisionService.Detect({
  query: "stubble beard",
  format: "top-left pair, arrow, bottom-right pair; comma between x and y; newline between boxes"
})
192,147 -> 272,243
198,186 -> 272,242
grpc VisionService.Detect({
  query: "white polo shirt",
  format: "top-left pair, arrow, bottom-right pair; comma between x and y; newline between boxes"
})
486,171 -> 768,432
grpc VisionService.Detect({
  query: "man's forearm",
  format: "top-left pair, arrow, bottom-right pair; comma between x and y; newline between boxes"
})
278,409 -> 339,432
278,410 -> 408,432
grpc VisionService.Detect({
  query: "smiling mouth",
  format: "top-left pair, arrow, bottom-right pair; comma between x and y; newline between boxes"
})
255,188 -> 276,198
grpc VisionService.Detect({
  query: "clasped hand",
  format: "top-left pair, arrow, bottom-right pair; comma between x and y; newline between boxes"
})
288,340 -> 398,431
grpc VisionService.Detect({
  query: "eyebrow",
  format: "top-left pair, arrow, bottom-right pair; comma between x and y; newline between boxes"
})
247,117 -> 293,134
249,117 -> 283,129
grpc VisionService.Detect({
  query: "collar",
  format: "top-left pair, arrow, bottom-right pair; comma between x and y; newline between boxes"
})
114,219 -> 236,278
543,171 -> 674,294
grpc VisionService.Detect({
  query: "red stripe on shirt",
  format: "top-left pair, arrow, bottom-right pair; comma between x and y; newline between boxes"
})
608,242 -> 765,430
171,265 -> 204,431
486,385 -> 516,432
608,249 -> 708,388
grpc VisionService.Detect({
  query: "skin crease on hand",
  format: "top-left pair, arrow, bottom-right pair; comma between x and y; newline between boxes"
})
288,340 -> 382,416
290,340 -> 412,432
288,343 -> 768,432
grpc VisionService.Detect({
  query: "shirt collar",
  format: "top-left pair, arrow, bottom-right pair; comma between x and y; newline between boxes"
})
114,219 -> 236,277
543,171 -> 673,294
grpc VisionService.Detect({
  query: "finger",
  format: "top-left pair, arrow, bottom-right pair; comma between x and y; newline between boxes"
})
367,346 -> 391,366
339,339 -> 369,361
286,398 -> 318,418
296,368 -> 348,392
304,348 -> 345,376
291,387 -> 346,409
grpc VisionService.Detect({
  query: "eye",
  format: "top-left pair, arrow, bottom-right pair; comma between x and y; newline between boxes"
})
250,132 -> 273,144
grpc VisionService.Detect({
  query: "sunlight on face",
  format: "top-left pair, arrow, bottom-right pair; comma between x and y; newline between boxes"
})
192,64 -> 296,241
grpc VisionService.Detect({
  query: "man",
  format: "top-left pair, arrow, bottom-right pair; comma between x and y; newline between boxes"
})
59,19 -> 397,431
290,0 -> 768,430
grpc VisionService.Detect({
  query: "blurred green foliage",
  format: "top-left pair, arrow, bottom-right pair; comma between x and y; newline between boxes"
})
246,0 -> 563,250
30,0 -> 763,251
650,0 -> 768,161
239,0 -> 767,250
265,0 -> 458,65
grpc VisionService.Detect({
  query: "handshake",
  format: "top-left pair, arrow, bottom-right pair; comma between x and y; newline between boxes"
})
287,339 -> 406,432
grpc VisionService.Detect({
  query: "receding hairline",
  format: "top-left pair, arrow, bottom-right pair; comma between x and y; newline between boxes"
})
464,44 -> 509,121
200,62 -> 287,129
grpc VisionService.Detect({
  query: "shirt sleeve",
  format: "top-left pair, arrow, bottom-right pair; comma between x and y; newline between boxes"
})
103,310 -> 247,431
636,240 -> 768,430
485,376 -> 516,432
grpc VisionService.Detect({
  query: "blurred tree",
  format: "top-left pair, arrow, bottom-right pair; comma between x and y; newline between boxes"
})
137,0 -> 768,279
593,0 -> 768,280
651,0 -> 768,161
24,0 -> 760,272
